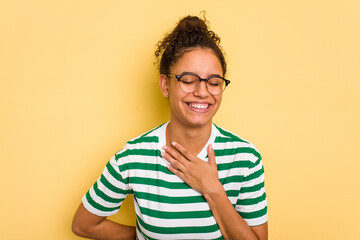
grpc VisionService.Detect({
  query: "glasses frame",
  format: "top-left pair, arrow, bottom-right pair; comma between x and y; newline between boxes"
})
167,73 -> 231,95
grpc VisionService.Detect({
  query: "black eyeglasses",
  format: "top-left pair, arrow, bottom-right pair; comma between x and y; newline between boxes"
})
167,73 -> 230,95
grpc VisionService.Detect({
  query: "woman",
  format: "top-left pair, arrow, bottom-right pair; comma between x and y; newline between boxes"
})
72,15 -> 268,240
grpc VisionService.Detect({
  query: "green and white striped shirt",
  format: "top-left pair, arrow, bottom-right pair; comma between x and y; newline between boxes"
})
83,122 -> 268,239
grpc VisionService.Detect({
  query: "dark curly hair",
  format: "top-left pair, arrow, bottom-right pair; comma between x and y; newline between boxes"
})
155,15 -> 227,76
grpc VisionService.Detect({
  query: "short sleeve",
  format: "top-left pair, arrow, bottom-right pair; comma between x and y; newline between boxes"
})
235,149 -> 268,226
82,154 -> 129,217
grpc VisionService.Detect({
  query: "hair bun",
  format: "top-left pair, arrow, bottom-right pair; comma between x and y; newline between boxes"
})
175,16 -> 208,34
155,14 -> 226,76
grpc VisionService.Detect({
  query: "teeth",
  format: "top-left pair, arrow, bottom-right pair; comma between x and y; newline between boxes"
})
189,103 -> 209,109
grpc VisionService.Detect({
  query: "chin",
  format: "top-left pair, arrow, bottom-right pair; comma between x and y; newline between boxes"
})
186,118 -> 213,128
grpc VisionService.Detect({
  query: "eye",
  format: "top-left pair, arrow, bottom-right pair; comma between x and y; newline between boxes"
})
180,75 -> 197,84
207,78 -> 223,87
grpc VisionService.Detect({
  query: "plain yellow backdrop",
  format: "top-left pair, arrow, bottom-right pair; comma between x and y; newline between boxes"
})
1,0 -> 359,239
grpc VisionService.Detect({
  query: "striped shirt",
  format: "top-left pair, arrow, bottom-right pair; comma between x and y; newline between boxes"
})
82,122 -> 268,239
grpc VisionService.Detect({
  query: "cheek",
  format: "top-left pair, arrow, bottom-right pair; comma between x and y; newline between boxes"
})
214,96 -> 222,109
168,92 -> 182,108
169,86 -> 188,102
214,93 -> 222,103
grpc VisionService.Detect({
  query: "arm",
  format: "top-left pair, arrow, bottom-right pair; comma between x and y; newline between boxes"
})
72,203 -> 136,240
162,142 -> 268,240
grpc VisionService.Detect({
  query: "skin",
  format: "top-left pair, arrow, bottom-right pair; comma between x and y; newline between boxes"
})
72,204 -> 136,240
72,47 -> 268,240
158,48 -> 223,154
159,47 -> 268,240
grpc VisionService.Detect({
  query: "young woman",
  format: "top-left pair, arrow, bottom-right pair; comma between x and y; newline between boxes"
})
72,15 -> 268,240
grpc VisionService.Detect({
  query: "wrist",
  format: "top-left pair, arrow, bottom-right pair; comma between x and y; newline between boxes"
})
203,181 -> 226,206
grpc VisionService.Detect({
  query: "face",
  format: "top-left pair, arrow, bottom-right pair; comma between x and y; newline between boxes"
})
160,47 -> 224,128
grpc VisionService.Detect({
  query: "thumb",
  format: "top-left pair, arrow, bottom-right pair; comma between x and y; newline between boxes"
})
207,144 -> 216,166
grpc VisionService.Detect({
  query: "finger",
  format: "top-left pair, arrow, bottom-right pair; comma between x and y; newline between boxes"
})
166,165 -> 185,180
161,151 -> 187,172
171,141 -> 196,161
163,144 -> 189,165
207,144 -> 216,167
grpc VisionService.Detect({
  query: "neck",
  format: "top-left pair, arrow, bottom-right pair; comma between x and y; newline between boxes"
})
166,121 -> 212,156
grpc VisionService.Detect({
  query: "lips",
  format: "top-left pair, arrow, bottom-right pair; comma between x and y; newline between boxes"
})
189,103 -> 209,109
186,102 -> 212,113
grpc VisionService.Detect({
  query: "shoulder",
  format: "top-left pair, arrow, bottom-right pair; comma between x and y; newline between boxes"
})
213,124 -> 258,149
213,124 -> 262,164
213,124 -> 251,143
114,123 -> 166,159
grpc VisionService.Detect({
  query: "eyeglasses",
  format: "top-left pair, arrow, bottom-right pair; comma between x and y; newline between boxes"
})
167,73 -> 230,95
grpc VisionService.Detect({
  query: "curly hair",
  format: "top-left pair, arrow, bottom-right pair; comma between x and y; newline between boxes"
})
155,15 -> 227,76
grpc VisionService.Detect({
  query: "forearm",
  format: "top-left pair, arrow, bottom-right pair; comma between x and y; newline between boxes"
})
74,219 -> 135,240
72,203 -> 136,240
204,183 -> 258,240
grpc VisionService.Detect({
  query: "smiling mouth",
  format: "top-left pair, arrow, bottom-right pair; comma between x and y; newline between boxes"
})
188,103 -> 210,109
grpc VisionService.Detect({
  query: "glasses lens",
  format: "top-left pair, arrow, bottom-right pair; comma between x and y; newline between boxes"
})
177,74 -> 227,95
179,74 -> 198,93
207,77 -> 225,95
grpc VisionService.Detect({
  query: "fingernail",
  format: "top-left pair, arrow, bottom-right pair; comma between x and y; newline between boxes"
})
171,141 -> 176,146
163,145 -> 167,150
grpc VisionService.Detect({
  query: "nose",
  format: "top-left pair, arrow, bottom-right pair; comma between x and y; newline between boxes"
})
193,81 -> 209,98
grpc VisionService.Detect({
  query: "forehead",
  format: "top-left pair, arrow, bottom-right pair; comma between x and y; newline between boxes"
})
170,48 -> 223,76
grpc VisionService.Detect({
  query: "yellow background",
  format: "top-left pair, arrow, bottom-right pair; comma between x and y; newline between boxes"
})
1,0 -> 359,239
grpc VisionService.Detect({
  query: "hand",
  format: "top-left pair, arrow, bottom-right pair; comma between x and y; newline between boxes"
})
161,142 -> 222,196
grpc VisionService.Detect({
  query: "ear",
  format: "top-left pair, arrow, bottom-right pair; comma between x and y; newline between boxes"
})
159,74 -> 169,98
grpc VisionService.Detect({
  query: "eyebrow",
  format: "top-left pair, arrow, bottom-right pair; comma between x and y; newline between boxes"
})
180,72 -> 223,78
